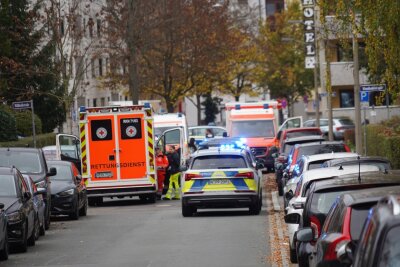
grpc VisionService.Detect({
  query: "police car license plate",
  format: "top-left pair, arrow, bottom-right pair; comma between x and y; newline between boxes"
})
208,179 -> 229,185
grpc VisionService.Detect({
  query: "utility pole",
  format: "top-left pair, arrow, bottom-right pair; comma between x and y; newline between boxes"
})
353,35 -> 362,154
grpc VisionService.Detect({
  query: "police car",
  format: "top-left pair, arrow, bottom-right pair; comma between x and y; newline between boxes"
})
181,139 -> 264,217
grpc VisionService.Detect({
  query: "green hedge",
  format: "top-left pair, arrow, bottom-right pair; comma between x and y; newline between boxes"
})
0,105 -> 17,141
14,110 -> 43,136
0,133 -> 56,148
366,117 -> 400,169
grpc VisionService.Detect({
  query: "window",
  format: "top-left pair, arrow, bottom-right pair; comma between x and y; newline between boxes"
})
88,18 -> 94,38
101,97 -> 105,106
47,164 -> 73,181
60,18 -> 65,36
87,99 -> 90,106
0,175 -> 17,197
98,58 -> 103,76
340,90 -> 355,108
97,19 -> 101,37
93,98 -> 97,107
83,18 -> 86,36
0,152 -> 42,173
231,120 -> 275,138
378,225 -> 400,267
191,155 -> 247,170
91,58 -> 96,78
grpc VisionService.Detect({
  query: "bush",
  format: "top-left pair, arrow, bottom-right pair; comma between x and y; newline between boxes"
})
13,110 -> 42,136
0,133 -> 56,148
0,105 -> 17,141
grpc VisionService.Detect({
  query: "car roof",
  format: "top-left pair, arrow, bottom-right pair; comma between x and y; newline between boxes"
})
0,147 -> 41,152
285,135 -> 325,143
46,160 -> 73,166
339,185 -> 400,207
283,127 -> 321,133
301,165 -> 380,182
303,152 -> 359,162
294,141 -> 345,148
198,137 -> 244,147
192,147 -> 245,157
0,166 -> 15,175
189,126 -> 226,130
325,156 -> 391,167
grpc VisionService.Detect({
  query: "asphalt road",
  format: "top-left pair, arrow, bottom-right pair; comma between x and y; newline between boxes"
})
3,197 -> 271,267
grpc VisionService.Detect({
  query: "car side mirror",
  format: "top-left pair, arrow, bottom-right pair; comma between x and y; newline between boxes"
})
76,174 -> 82,183
23,191 -> 32,201
35,188 -> 46,195
180,166 -> 188,172
296,228 -> 314,242
337,240 -> 354,266
0,203 -> 4,210
285,191 -> 294,201
284,213 -> 300,224
256,162 -> 265,170
48,167 -> 57,176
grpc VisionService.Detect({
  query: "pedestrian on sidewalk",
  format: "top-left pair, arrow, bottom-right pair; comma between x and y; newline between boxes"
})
163,145 -> 181,200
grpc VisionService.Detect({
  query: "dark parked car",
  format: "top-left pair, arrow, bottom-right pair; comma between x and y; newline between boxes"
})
0,147 -> 57,230
338,194 -> 400,267
293,171 -> 400,267
323,156 -> 391,171
0,202 -> 8,261
0,166 -> 36,252
23,174 -> 46,238
47,161 -> 87,220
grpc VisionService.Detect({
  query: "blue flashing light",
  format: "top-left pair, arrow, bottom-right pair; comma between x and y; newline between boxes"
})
79,106 -> 86,112
235,104 -> 241,110
143,102 -> 151,108
240,138 -> 247,144
221,144 -> 235,150
263,103 -> 269,109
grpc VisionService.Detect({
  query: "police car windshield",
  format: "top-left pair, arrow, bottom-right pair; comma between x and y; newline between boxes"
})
0,175 -> 17,197
191,155 -> 247,169
231,120 -> 275,138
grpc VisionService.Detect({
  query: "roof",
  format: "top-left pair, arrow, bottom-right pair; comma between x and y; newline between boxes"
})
294,141 -> 345,148
304,152 -> 359,162
192,147 -> 245,158
0,166 -> 14,175
198,137 -> 244,148
0,147 -> 40,152
339,185 -> 400,207
325,156 -> 391,167
301,165 -> 380,182
282,127 -> 321,133
189,126 -> 226,130
285,135 -> 325,144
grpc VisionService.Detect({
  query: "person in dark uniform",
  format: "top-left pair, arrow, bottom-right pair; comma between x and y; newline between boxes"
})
163,145 -> 181,200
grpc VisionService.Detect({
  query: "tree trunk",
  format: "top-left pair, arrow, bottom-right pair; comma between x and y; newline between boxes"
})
235,95 -> 240,101
196,94 -> 201,125
126,0 -> 140,104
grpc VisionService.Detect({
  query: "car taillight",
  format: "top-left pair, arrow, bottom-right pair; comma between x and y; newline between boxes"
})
310,215 -> 321,240
235,172 -> 254,179
324,236 -> 350,261
336,127 -> 345,131
185,173 -> 202,181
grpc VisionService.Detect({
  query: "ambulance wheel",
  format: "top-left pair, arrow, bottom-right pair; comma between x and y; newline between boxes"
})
147,194 -> 156,203
182,204 -> 193,217
88,197 -> 102,206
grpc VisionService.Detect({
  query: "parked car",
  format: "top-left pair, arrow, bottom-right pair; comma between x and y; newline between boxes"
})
274,136 -> 326,194
282,141 -> 351,188
22,174 -> 46,237
0,202 -> 8,261
189,126 -> 227,145
277,127 -> 323,148
47,160 -> 88,220
339,194 -> 400,267
294,172 -> 400,267
304,117 -> 355,140
283,165 -> 380,265
0,166 -> 36,252
0,147 -> 57,230
283,152 -> 358,207
323,156 -> 391,171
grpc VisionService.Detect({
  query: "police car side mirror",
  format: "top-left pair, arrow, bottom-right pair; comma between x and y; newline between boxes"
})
256,162 -> 264,170
180,166 -> 188,172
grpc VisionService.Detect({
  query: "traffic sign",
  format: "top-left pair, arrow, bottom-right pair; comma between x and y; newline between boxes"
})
360,84 -> 386,92
12,101 -> 32,110
360,91 -> 369,102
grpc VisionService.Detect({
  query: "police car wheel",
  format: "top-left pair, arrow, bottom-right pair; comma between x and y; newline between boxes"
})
249,202 -> 261,215
182,204 -> 194,217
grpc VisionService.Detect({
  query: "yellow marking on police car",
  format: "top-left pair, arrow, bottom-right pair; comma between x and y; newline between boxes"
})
244,179 -> 257,191
183,180 -> 195,192
211,171 -> 227,178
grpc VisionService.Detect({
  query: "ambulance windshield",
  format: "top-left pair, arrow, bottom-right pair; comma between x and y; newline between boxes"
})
231,120 -> 275,138
155,126 -> 175,137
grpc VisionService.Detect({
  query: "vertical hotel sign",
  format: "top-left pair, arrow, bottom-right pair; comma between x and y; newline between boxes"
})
303,0 -> 316,69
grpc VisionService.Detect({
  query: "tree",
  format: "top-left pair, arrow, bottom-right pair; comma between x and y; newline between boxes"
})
256,2 -> 313,116
0,0 -> 64,133
319,0 -> 400,99
201,92 -> 222,125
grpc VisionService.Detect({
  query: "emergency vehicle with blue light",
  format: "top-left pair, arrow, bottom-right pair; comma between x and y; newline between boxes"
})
180,140 -> 264,217
225,101 -> 302,172
57,104 -> 158,205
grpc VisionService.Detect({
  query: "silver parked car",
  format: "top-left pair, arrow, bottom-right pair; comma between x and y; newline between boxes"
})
303,117 -> 355,140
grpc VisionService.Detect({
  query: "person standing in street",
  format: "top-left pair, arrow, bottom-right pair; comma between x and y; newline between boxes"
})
188,137 -> 197,154
155,147 -> 169,200
163,145 -> 181,200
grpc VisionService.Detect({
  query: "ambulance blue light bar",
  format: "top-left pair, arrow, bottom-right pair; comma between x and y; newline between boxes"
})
79,106 -> 86,112
234,104 -> 269,110
143,102 -> 151,108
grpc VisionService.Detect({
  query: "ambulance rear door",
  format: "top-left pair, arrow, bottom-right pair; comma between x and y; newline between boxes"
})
55,134 -> 81,173
158,127 -> 185,166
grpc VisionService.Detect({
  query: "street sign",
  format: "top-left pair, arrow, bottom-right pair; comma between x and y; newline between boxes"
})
360,91 -> 369,102
360,84 -> 386,92
12,101 -> 32,110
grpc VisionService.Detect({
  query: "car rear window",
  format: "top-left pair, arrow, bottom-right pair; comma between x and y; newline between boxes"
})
379,225 -> 400,267
339,161 -> 391,171
311,191 -> 341,214
350,207 -> 371,240
308,160 -> 329,170
0,152 -> 42,173
298,144 -> 347,156
338,118 -> 354,126
286,130 -> 321,138
47,164 -> 73,181
0,174 -> 17,197
191,155 -> 247,169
